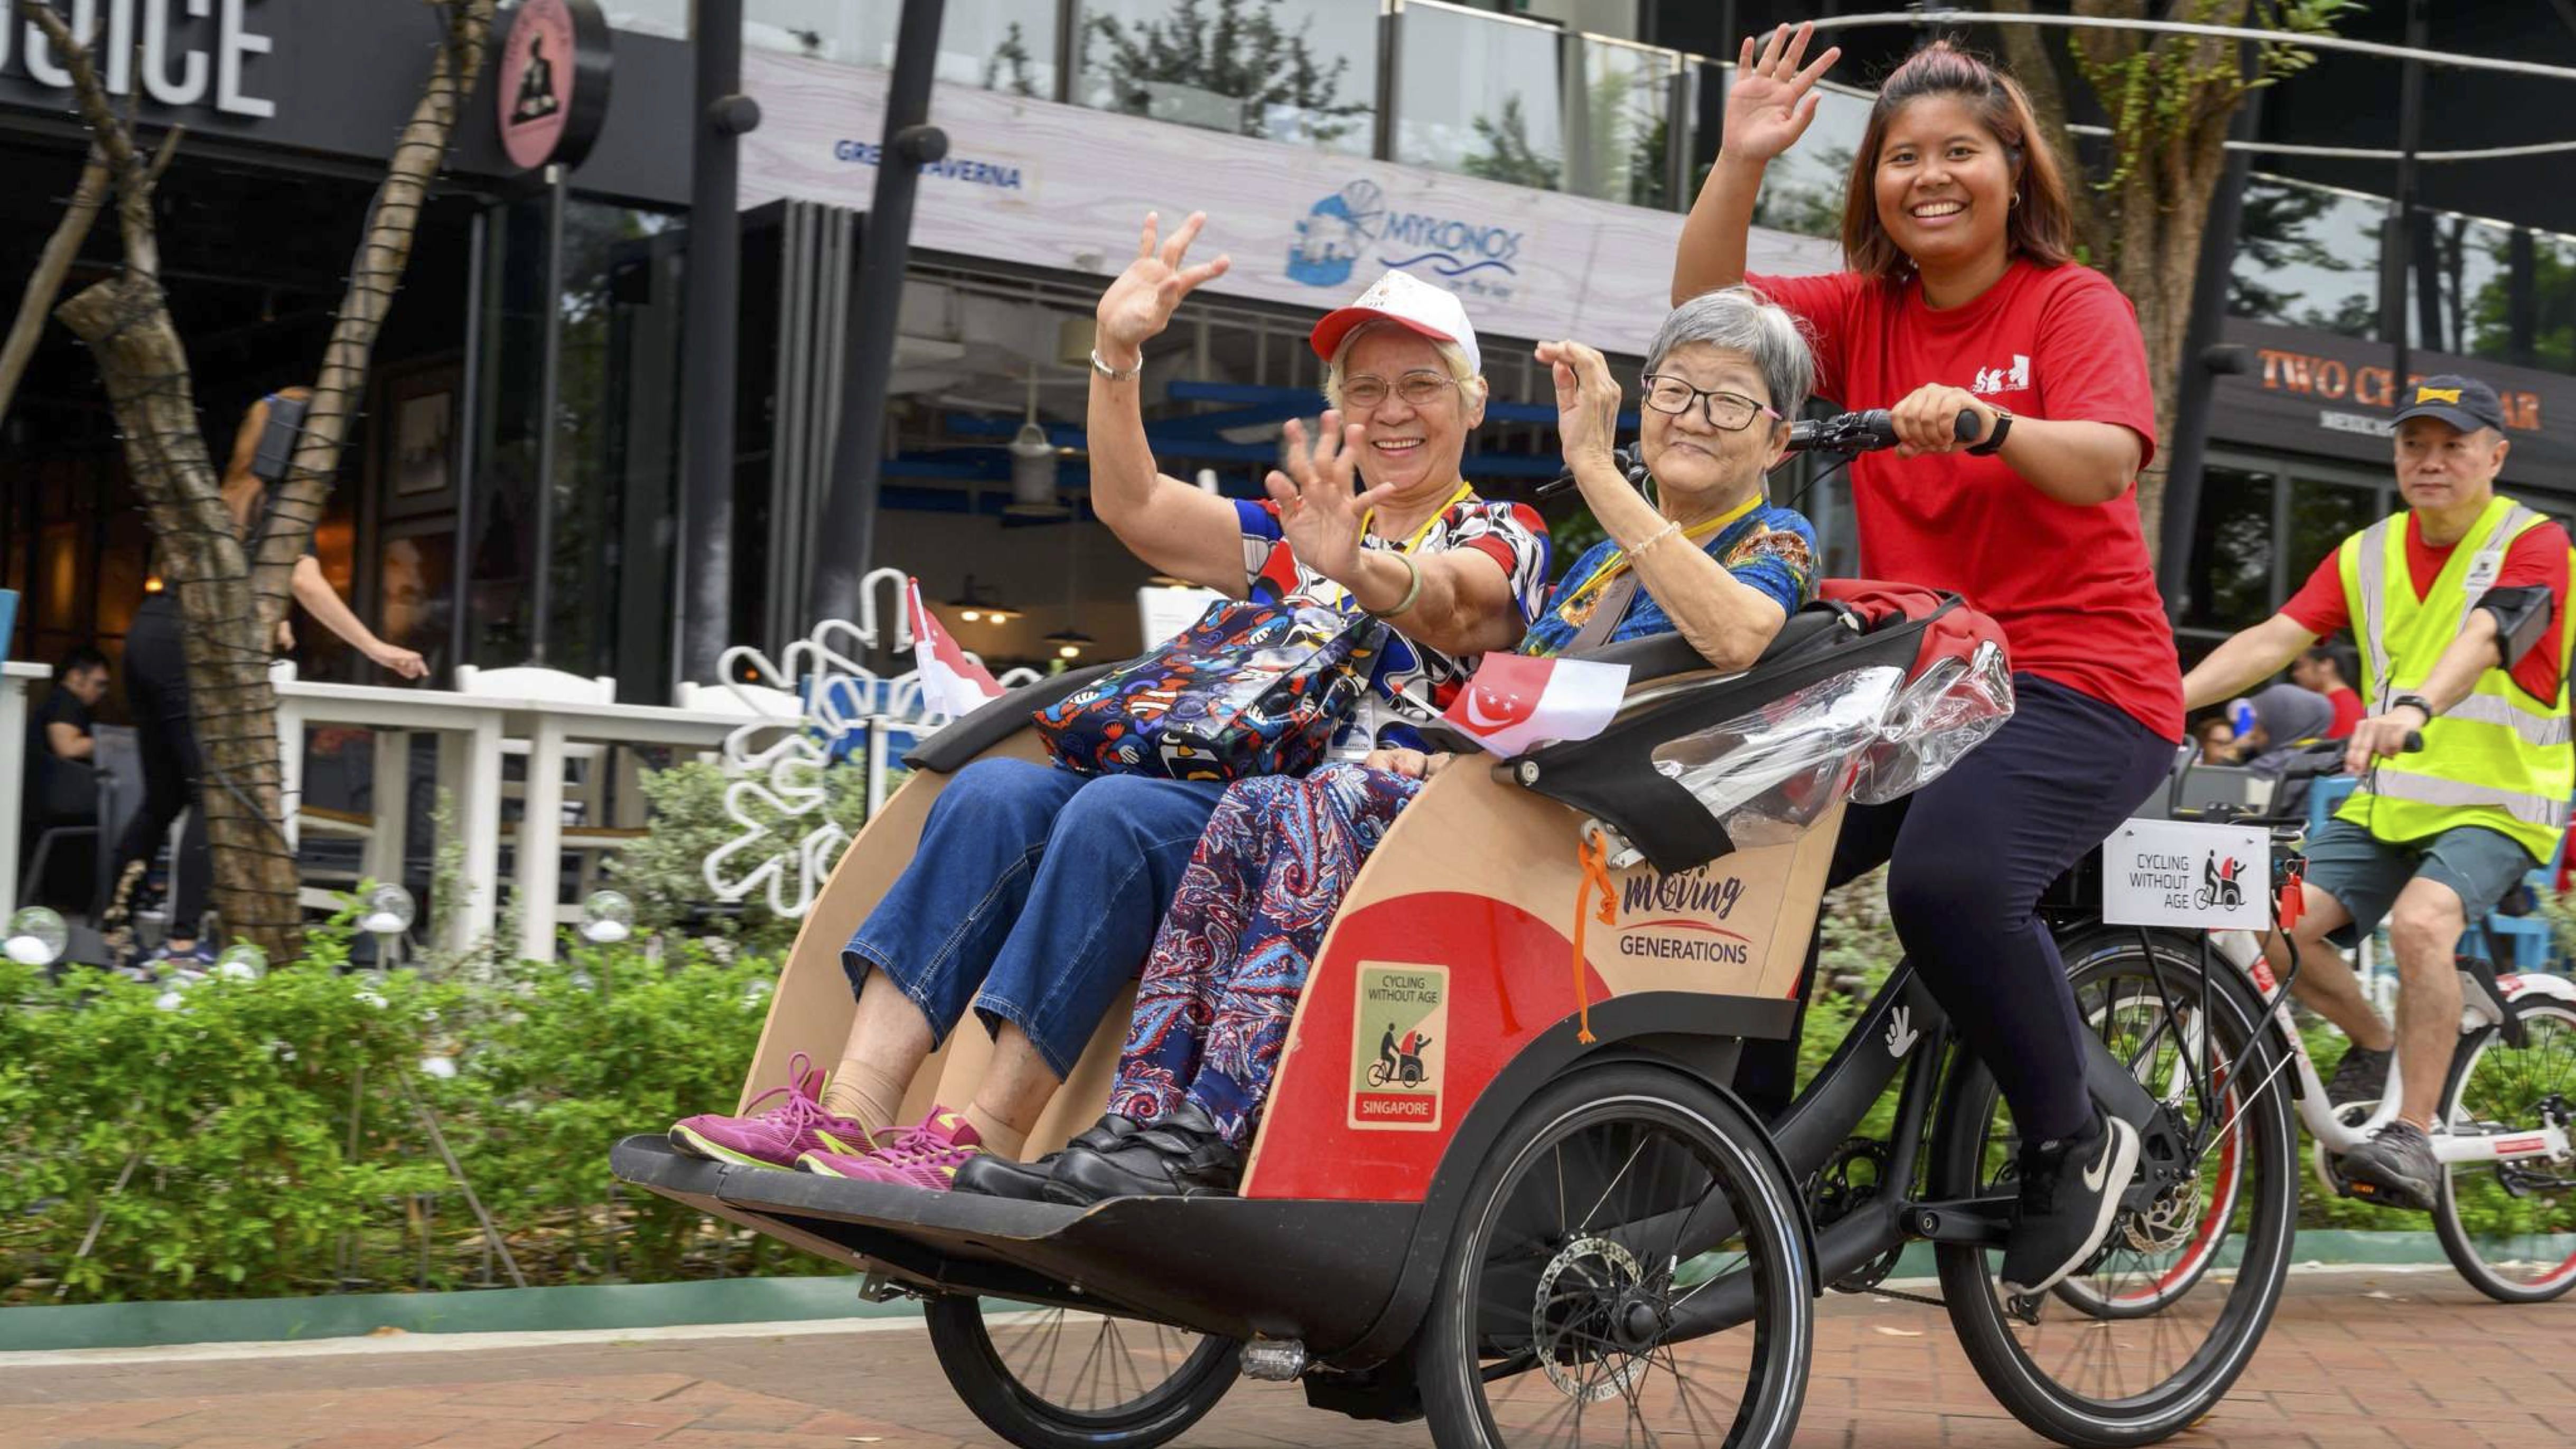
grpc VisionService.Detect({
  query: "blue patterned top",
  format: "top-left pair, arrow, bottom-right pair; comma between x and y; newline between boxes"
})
1518,498 -> 1819,659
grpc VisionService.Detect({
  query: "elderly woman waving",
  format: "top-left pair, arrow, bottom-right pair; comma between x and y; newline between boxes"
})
957,285 -> 1823,1203
667,213 -> 1551,1190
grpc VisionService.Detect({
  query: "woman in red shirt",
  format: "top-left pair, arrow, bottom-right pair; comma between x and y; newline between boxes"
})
1675,29 -> 2183,1297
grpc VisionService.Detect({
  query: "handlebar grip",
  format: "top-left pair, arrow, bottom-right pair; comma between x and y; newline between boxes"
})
2402,730 -> 2425,753
1954,409 -> 1982,444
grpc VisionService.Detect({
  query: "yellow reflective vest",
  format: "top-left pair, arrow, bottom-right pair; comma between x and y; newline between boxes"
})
2334,493 -> 2576,861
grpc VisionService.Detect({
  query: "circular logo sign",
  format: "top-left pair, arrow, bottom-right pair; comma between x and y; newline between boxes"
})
498,0 -> 611,172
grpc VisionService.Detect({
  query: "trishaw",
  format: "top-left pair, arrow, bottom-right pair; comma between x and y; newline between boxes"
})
614,420 -> 2292,1449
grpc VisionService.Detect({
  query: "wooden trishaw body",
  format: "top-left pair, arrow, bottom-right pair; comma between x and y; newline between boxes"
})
611,608 -> 1942,1413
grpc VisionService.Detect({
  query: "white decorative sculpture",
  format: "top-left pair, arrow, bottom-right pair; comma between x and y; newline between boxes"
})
700,568 -> 1041,921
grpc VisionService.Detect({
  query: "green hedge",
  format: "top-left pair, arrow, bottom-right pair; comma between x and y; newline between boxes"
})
0,872 -> 2462,1306
0,932 -> 787,1305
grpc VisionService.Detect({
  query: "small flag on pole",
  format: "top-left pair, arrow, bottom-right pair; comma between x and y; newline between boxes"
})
1440,654 -> 1630,758
908,577 -> 1005,717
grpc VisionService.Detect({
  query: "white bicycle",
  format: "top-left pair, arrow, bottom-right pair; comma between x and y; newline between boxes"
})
2090,863 -> 2576,1306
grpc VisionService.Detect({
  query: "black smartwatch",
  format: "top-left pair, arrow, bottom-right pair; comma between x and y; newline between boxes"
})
2391,693 -> 2438,723
1967,405 -> 2013,456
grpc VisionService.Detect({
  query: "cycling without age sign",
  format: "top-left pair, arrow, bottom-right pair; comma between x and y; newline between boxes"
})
2101,818 -> 2273,931
1350,963 -> 1448,1132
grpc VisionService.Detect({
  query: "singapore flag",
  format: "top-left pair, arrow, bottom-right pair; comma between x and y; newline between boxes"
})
1441,655 -> 1631,757
908,578 -> 1005,718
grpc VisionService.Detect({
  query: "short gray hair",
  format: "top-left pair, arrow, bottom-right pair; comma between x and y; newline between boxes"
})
1647,286 -> 1814,422
1322,320 -> 1487,412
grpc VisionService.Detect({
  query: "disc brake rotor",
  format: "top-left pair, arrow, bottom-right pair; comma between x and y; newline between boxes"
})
1532,1235 -> 1650,1403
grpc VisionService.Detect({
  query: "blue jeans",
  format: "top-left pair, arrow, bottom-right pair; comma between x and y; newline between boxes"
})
842,758 -> 1228,1078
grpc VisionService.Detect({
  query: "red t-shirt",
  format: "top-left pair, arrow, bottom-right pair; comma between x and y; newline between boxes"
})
2323,685 -> 2367,737
1748,260 -> 2181,740
2280,513 -> 2573,703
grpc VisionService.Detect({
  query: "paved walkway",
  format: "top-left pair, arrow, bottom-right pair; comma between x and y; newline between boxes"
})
0,1270 -> 2566,1448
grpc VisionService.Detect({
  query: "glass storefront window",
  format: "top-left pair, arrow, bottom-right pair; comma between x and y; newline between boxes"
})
599,0 -> 687,38
2446,222 -> 2576,377
470,198 -> 687,705
1074,0 -> 1378,152
2285,475 -> 2381,594
2412,209 -> 2512,361
1394,1 -> 1564,190
2229,174 -> 2383,338
748,0 -> 1061,95
1570,36 -> 1676,208
2180,466 -> 2275,634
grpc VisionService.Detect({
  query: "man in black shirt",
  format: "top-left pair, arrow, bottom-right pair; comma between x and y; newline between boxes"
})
23,646 -> 110,904
31,647 -> 107,805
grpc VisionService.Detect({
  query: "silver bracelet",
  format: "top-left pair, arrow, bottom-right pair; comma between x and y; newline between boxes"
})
1089,347 -> 1141,382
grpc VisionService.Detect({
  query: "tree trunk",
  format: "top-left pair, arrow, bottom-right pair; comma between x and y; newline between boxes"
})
52,272 -> 303,948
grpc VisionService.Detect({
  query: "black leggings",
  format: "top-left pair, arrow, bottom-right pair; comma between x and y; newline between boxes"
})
1743,676 -> 2176,1143
113,596 -> 210,937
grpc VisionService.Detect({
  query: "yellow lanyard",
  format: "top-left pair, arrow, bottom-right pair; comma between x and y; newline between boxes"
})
1560,494 -> 1760,617
1361,483 -> 1478,557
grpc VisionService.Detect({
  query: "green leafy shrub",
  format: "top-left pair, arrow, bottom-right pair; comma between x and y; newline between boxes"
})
605,756 -> 882,953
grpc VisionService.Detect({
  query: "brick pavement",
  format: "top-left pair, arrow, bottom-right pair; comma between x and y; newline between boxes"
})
0,1272 -> 2566,1449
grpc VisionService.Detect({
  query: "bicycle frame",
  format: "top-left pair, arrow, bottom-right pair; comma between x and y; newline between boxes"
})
1665,957 -> 2174,1339
2201,929 -> 2576,1166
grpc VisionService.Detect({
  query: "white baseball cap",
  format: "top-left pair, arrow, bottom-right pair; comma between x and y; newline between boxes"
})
1308,269 -> 1481,378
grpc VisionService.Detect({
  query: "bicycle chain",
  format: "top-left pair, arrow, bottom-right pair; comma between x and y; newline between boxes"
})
1832,1279 -> 1945,1308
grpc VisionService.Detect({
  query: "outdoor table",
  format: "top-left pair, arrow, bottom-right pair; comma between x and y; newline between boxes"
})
270,668 -> 514,954
494,697 -> 743,964
0,659 -> 49,921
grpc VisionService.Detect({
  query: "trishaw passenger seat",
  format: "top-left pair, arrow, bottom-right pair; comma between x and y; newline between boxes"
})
902,663 -> 1118,774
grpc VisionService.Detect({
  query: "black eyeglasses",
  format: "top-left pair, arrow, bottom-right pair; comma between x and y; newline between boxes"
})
1640,375 -> 1778,432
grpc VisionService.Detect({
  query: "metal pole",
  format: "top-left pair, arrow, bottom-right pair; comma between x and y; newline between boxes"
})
2382,0 -> 2426,398
452,209 -> 486,682
681,0 -> 757,685
530,167 -> 567,666
2155,83 -> 2264,614
806,0 -> 947,630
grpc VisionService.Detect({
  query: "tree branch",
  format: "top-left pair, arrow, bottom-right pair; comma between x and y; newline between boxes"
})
0,146 -> 107,426
263,0 -> 498,594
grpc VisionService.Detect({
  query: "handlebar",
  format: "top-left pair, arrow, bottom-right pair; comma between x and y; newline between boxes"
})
1785,408 -> 1982,455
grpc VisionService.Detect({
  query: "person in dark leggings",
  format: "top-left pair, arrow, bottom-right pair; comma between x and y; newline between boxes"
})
105,389 -> 428,969
1677,31 -> 2184,1296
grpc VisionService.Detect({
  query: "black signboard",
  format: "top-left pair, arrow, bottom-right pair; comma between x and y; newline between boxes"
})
2211,318 -> 2572,483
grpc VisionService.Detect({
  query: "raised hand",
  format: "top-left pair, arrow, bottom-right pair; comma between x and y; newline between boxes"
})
1264,412 -> 1392,586
1722,21 -> 1841,166
1535,339 -> 1621,475
1095,210 -> 1231,369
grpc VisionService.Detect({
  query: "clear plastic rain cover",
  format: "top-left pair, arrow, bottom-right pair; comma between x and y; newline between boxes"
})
1647,641 -> 2014,849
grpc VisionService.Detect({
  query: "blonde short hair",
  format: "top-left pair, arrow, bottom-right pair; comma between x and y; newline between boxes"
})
1321,320 -> 1487,412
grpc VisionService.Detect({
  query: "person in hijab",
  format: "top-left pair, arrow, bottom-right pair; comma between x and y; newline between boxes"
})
2228,682 -> 2339,778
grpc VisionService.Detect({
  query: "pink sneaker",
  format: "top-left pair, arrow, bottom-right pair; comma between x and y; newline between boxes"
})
668,1053 -> 884,1170
800,1106 -> 984,1190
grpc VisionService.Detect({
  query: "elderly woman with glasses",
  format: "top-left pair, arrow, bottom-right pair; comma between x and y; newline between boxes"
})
665,214 -> 1552,1192
957,284 -> 1824,1204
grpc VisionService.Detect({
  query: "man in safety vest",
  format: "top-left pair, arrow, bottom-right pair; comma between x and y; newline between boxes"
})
2181,375 -> 2572,1211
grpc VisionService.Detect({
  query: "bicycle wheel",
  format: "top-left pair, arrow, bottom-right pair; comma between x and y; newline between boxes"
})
1931,930 -> 2297,1448
1416,1064 -> 1812,1449
2051,943 -> 2248,1321
2434,995 -> 2576,1303
925,1294 -> 1240,1449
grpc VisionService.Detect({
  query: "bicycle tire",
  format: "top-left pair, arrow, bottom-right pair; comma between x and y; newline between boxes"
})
925,1293 -> 1240,1449
2433,995 -> 2576,1303
1929,929 -> 2298,1448
1415,1064 -> 1812,1449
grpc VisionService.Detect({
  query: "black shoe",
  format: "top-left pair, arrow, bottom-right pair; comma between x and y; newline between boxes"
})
2326,1044 -> 2393,1110
2339,1119 -> 2440,1211
953,1114 -> 1146,1201
1999,1107 -> 2140,1298
1044,1103 -> 1243,1205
